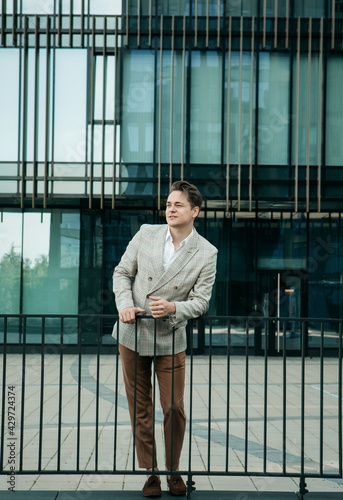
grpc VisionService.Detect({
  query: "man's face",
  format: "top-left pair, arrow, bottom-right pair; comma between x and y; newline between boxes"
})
165,190 -> 199,230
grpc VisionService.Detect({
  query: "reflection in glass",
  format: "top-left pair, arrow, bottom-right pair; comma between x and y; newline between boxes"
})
190,52 -> 222,164
224,0 -> 257,16
258,53 -> 290,165
224,51 -> 256,166
94,56 -> 115,121
22,211 -> 80,314
0,49 -> 19,161
292,55 -> 323,166
294,0 -> 326,18
0,212 -> 22,314
156,51 -> 187,165
121,51 -> 155,163
54,49 -> 87,162
326,56 -> 343,166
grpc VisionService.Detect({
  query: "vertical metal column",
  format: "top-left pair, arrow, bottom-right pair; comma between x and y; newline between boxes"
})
274,0 -> 278,49
157,15 -> 163,210
249,17 -> 255,211
100,16 -> 107,210
331,0 -> 335,50
88,16 -> 95,209
112,16 -> 118,209
169,15 -> 175,188
263,0 -> 266,49
69,0 -> 73,46
294,17 -> 301,212
285,0 -> 289,49
306,18 -> 312,213
180,15 -> 186,181
1,0 -> 5,46
44,15 -> 51,209
237,16 -> 243,211
225,17 -> 232,213
32,15 -> 39,209
217,0 -> 220,48
194,0 -> 198,47
21,15 -> 28,209
137,0 -> 140,47
205,0 -> 209,48
317,18 -> 323,212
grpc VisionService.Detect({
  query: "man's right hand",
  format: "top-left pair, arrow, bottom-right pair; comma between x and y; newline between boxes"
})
119,307 -> 146,324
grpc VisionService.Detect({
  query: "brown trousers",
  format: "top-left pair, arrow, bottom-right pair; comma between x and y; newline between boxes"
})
119,343 -> 186,471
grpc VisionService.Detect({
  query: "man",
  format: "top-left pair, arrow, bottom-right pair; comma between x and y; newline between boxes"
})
112,180 -> 217,497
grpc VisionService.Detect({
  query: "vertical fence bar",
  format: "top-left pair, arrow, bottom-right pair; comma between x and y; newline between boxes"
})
263,317 -> 268,473
19,316 -> 27,471
225,318 -> 231,472
38,317 -> 46,471
317,17 -> 323,212
226,17 -> 231,212
113,319 -> 120,470
0,317 -> 7,471
319,321 -> 324,476
157,15 -> 163,210
187,320 -> 194,499
152,318 -> 157,472
76,317 -> 82,471
95,317 -> 101,471
282,320 -> 287,473
306,18 -> 312,213
294,17 -> 300,212
169,15 -> 175,188
300,321 -> 306,477
170,326 -> 175,473
245,319 -> 249,472
132,320 -> 138,470
249,17 -> 254,211
57,317 -> 64,471
338,320 -> 342,477
207,319 -> 212,471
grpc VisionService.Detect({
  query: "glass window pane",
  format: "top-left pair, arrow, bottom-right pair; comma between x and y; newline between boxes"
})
258,53 -> 290,165
0,212 -> 22,314
156,51 -> 187,164
94,56 -> 115,121
22,210 -> 80,314
22,1 -> 54,14
326,56 -> 343,166
225,0 -> 258,16
224,51 -> 256,165
190,52 -> 222,164
121,50 -> 155,163
54,49 -> 87,162
292,55 -> 323,166
89,0 -> 121,15
0,49 -> 19,161
294,0 -> 326,18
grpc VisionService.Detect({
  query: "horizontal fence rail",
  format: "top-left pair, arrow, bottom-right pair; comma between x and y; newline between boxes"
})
0,314 -> 342,498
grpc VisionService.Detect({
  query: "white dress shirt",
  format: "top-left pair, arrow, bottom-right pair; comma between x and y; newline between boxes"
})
163,227 -> 194,271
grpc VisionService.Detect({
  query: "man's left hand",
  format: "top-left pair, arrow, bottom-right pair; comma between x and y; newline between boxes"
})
148,296 -> 176,318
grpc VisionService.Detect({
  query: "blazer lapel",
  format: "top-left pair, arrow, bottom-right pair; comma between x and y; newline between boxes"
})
149,229 -> 199,292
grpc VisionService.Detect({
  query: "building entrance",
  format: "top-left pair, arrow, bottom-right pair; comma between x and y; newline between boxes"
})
256,271 -> 305,355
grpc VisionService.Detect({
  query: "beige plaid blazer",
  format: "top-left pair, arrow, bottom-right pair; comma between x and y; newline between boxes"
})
112,224 -> 218,356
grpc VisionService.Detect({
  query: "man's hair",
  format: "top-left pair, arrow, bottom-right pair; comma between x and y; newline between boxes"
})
169,180 -> 202,211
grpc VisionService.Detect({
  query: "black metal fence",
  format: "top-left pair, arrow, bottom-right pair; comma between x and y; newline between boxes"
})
0,314 -> 342,499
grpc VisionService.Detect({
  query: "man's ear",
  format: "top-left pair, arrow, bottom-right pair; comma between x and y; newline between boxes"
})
193,206 -> 200,218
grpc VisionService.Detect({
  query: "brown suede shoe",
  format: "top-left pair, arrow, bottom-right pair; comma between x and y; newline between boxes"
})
142,475 -> 162,497
167,475 -> 187,496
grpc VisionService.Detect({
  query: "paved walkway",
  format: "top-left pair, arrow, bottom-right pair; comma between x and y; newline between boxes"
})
0,354 -> 342,498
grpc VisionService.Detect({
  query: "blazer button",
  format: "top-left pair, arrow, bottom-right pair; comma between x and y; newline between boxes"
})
148,277 -> 153,281
173,285 -> 178,289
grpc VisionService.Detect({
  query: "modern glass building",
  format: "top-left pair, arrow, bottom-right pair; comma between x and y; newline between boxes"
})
0,0 -> 342,354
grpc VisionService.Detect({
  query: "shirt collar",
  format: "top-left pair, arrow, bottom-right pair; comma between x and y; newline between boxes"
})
166,226 -> 194,247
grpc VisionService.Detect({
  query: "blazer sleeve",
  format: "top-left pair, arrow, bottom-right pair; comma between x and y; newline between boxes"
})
169,246 -> 218,328
112,226 -> 143,313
